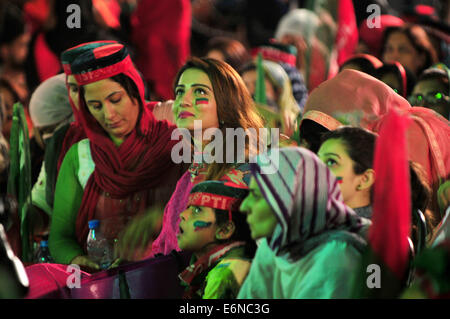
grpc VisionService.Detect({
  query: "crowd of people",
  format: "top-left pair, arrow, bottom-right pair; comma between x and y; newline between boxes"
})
0,0 -> 449,299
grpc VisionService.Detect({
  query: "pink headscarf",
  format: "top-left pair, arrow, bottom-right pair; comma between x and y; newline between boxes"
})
300,69 -> 411,132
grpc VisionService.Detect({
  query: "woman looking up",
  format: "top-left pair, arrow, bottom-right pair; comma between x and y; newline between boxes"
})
49,43 -> 185,270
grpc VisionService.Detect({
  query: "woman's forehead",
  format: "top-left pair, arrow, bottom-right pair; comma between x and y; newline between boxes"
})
178,68 -> 212,86
84,78 -> 124,98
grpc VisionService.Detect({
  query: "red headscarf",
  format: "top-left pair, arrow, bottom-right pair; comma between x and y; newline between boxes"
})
71,44 -> 179,245
57,41 -> 118,171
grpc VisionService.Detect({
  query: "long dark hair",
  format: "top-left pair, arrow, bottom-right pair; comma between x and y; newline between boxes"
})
321,126 -> 376,175
173,57 -> 265,180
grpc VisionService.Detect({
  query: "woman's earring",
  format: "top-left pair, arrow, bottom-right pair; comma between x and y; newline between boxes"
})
220,120 -> 225,125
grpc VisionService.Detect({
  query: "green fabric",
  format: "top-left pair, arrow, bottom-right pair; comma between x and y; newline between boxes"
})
203,259 -> 249,299
48,142 -> 85,264
255,53 -> 266,105
7,102 -> 33,262
45,122 -> 70,210
238,238 -> 362,299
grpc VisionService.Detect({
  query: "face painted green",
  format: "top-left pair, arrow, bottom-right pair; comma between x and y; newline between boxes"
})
239,178 -> 278,240
173,68 -> 219,131
177,206 -> 218,253
317,138 -> 363,206
193,220 -> 213,232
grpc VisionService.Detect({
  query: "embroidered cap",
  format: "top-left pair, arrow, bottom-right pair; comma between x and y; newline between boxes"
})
61,40 -> 117,75
70,43 -> 133,85
187,180 -> 249,221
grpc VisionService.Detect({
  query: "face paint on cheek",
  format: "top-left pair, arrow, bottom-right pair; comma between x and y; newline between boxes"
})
195,98 -> 209,105
336,176 -> 343,184
193,221 -> 212,232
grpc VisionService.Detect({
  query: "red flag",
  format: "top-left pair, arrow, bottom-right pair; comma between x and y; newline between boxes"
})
370,109 -> 412,280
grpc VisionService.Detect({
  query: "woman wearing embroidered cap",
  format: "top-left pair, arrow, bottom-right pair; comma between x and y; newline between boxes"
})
48,43 -> 185,270
238,147 -> 371,298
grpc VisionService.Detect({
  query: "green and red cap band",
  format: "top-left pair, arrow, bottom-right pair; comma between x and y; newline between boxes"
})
187,181 -> 249,221
61,40 -> 117,75
251,42 -> 297,67
71,44 -> 132,85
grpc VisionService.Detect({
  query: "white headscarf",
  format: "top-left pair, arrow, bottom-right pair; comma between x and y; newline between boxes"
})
275,9 -> 320,42
29,73 -> 73,128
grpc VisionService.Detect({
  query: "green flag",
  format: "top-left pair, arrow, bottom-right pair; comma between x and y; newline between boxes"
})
255,53 -> 266,105
7,102 -> 33,262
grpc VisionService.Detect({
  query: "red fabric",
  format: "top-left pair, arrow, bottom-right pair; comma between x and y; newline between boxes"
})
301,69 -> 411,132
370,109 -> 411,280
25,263 -> 91,299
73,46 -> 180,246
359,15 -> 404,58
92,0 -> 121,29
34,33 -> 61,83
335,0 -> 359,66
130,0 -> 191,100
23,0 -> 50,32
373,107 -> 450,192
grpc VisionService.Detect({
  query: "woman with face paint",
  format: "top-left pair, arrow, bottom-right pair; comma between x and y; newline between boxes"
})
317,127 -> 377,218
318,126 -> 436,249
238,147 -> 370,298
177,180 -> 255,299
48,43 -> 185,270
147,57 -> 265,258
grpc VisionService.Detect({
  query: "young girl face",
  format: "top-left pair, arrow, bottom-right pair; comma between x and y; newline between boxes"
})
173,68 -> 219,132
317,138 -> 363,207
177,205 -> 219,254
240,178 -> 278,240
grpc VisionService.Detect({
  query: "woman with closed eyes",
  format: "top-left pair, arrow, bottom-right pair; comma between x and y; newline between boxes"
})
48,43 -> 185,271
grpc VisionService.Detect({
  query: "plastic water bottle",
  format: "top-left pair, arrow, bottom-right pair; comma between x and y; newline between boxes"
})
36,240 -> 53,263
86,220 -> 113,269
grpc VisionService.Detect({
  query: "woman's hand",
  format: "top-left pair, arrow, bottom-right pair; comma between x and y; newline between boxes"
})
70,255 -> 100,271
114,208 -> 163,261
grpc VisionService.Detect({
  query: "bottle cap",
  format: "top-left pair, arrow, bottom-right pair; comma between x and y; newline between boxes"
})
40,240 -> 48,247
88,219 -> 100,229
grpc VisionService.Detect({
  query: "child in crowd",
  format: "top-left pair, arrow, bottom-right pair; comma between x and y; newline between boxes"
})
177,180 -> 256,299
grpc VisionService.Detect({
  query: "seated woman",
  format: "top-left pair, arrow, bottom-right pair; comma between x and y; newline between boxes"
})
376,62 -> 416,98
318,126 -> 435,250
115,57 -> 265,259
238,147 -> 370,298
49,43 -> 185,270
317,127 -> 376,218
29,73 -> 74,237
381,24 -> 438,77
177,180 -> 256,299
